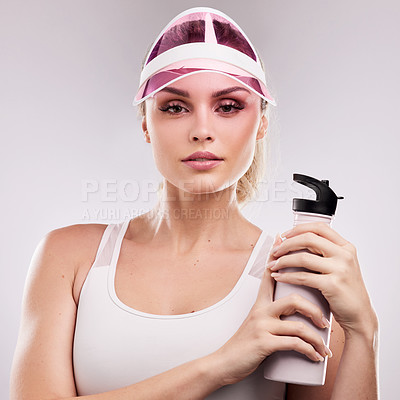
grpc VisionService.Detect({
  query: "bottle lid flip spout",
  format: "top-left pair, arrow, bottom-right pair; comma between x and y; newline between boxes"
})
292,173 -> 344,216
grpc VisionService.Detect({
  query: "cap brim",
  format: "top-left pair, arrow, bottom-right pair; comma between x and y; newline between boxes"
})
133,64 -> 276,106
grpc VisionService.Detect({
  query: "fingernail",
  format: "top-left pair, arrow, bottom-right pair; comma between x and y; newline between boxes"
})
321,316 -> 330,328
271,246 -> 280,255
266,260 -> 277,270
315,351 -> 325,362
324,345 -> 333,358
270,272 -> 281,278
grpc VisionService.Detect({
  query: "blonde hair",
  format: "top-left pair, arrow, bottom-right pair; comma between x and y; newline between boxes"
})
136,43 -> 276,209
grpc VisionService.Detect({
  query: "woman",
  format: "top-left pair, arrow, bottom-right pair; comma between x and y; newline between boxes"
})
10,7 -> 378,399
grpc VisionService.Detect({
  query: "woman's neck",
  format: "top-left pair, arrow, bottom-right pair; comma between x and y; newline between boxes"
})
135,182 -> 258,256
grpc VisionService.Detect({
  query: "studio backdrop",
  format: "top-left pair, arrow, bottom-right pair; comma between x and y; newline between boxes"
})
1,1 -> 399,398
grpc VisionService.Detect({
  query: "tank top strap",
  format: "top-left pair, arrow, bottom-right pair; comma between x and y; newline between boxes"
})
91,220 -> 130,268
248,232 -> 275,280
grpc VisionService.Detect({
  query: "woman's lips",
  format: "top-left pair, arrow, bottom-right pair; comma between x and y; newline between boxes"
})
182,159 -> 224,170
182,151 -> 222,161
182,151 -> 223,170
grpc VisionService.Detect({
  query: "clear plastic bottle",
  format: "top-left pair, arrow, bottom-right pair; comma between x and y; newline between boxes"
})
263,174 -> 343,386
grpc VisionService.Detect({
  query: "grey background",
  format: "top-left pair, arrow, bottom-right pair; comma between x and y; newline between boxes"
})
1,0 -> 399,398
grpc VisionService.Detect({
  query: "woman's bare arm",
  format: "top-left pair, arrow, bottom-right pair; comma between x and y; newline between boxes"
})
57,354 -> 224,400
330,312 -> 379,399
9,226 -> 224,400
10,227 -> 81,399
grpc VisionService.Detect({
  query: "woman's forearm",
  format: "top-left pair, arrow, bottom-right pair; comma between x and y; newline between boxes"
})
54,353 -> 224,400
331,312 -> 379,400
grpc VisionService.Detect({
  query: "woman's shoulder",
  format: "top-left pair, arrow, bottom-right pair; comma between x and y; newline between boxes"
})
45,221 -> 109,239
35,222 -> 109,271
35,222 -> 112,304
40,222 -> 109,260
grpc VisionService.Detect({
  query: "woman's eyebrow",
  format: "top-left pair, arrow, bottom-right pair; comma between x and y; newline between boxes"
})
212,87 -> 251,97
159,87 -> 190,97
158,86 -> 251,98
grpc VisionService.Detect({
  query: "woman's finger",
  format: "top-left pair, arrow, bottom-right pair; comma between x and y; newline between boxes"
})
271,269 -> 329,295
281,222 -> 349,247
269,293 -> 329,329
268,319 -> 330,359
268,250 -> 333,274
270,231 -> 338,259
265,335 -> 326,362
266,233 -> 283,263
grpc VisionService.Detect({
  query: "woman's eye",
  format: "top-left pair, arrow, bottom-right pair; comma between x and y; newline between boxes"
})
158,101 -> 244,115
218,102 -> 244,113
159,104 -> 187,114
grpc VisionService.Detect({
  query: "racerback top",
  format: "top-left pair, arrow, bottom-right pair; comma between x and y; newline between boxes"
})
73,219 -> 286,399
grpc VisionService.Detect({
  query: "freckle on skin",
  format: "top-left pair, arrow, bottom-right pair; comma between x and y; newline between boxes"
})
62,275 -> 65,278
208,239 -> 211,242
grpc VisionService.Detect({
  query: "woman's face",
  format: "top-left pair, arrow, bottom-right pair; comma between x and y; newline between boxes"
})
142,72 -> 268,198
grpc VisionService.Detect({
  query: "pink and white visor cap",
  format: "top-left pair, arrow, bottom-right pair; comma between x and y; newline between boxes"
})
133,7 -> 276,106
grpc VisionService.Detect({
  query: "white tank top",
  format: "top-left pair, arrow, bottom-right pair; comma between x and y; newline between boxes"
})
73,219 -> 286,399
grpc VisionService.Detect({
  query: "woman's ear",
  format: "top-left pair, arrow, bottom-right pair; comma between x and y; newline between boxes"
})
256,114 -> 268,140
141,117 -> 151,143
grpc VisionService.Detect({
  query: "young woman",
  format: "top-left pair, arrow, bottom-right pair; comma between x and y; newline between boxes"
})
10,7 -> 379,400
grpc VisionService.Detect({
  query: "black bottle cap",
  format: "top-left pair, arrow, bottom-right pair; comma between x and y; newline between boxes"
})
292,173 -> 344,216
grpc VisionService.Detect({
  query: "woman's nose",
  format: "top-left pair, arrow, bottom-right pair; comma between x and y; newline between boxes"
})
191,133 -> 214,142
189,107 -> 215,142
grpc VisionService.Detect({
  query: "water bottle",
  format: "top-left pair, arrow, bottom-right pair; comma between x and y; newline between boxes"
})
263,173 -> 344,385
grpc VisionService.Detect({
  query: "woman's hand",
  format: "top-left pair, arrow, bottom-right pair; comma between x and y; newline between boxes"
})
267,222 -> 377,338
211,234 -> 332,386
